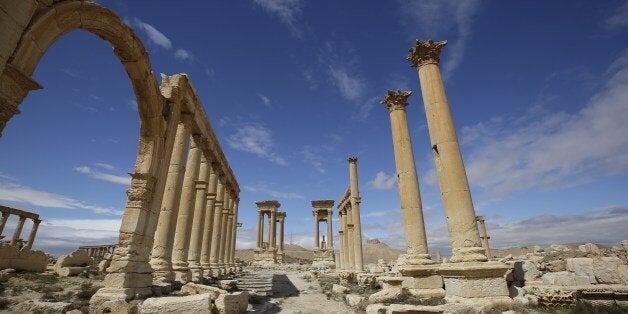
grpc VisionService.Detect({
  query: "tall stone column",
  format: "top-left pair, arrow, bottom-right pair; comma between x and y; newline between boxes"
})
256,211 -> 263,249
172,139 -> 202,282
313,212 -> 319,249
223,212 -> 234,272
346,207 -> 355,270
348,157 -> 364,271
229,199 -> 240,268
407,40 -> 485,263
11,216 -> 26,246
209,178 -> 225,274
0,212 -> 9,235
24,218 -> 40,250
150,120 -> 191,284
381,90 -> 433,266
278,217 -> 285,253
476,216 -> 491,259
200,164 -> 218,277
188,156 -> 209,282
338,211 -> 346,269
266,212 -> 273,247
326,211 -> 333,250
269,209 -> 277,249
218,195 -> 231,270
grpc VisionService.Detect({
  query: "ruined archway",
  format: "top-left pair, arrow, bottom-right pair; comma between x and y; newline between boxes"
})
0,0 -> 170,301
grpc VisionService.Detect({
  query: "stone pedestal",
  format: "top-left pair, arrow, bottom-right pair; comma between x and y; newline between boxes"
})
439,262 -> 511,299
252,248 -> 277,267
312,248 -> 336,269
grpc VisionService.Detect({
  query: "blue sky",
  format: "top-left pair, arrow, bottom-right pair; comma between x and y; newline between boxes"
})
1,0 -> 627,256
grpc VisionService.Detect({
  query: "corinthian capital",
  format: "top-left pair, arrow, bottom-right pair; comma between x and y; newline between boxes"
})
381,90 -> 412,112
406,39 -> 447,68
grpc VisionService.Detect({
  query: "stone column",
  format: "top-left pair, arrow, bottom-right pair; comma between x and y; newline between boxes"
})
346,207 -> 355,270
200,164 -> 218,277
269,209 -> 277,249
326,211 -> 333,250
338,211 -> 346,269
209,178 -> 225,274
266,212 -> 272,247
11,216 -> 26,246
218,194 -> 231,270
278,217 -> 285,253
407,40 -> 486,263
476,216 -> 491,259
313,212 -> 319,249
223,212 -> 234,272
256,211 -> 263,249
348,157 -> 364,271
381,90 -> 433,266
188,156 -> 209,282
171,139 -> 201,282
24,218 -> 40,250
150,120 -> 191,284
0,212 -> 9,235
229,199 -> 240,268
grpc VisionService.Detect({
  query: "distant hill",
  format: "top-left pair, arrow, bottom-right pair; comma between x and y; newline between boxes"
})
235,243 -> 314,263
363,239 -> 402,264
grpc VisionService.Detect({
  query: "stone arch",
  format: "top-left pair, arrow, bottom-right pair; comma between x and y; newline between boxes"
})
0,0 -> 171,301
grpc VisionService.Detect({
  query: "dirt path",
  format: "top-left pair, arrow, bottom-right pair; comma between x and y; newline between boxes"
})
248,270 -> 354,313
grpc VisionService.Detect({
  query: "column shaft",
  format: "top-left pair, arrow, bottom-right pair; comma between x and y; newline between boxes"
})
188,156 -> 209,282
269,210 -> 277,249
229,199 -> 239,267
415,51 -> 485,262
171,140 -> 202,282
11,216 -> 26,246
278,218 -> 285,252
327,214 -> 333,250
382,90 -> 432,264
223,213 -> 234,271
256,212 -> 263,248
24,219 -> 40,250
209,179 -> 226,272
218,195 -> 231,268
200,165 -> 218,276
346,207 -> 355,270
349,158 -> 364,271
339,213 -> 345,269
314,213 -> 319,249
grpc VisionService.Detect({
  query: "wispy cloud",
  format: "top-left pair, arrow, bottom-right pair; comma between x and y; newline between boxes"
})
227,124 -> 286,165
603,0 -> 628,31
253,0 -> 305,38
174,49 -> 194,62
328,66 -> 365,101
257,93 -> 272,107
242,183 -> 304,200
455,49 -> 628,202
133,18 -> 172,49
74,165 -> 130,186
0,181 -> 122,215
369,171 -> 396,190
399,0 -> 481,80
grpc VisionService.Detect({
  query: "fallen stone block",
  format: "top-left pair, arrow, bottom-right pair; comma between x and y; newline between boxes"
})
566,258 -> 596,284
139,293 -> 212,314
542,271 -> 576,286
513,260 -> 541,282
345,293 -> 367,308
54,249 -> 92,268
181,282 -> 228,299
14,300 -> 72,313
578,243 -> 601,254
593,257 -> 622,284
366,303 -> 387,314
215,291 -> 248,314
219,279 -> 238,290
332,284 -> 348,294
56,266 -> 85,277
368,287 -> 405,304
387,304 -> 444,313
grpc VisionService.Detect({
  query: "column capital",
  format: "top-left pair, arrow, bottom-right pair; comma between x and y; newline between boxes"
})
348,156 -> 358,163
381,90 -> 412,112
406,39 -> 447,68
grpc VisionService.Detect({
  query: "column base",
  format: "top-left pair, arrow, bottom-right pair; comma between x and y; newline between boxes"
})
173,269 -> 192,283
450,246 -> 488,263
398,264 -> 444,292
189,267 -> 203,282
439,262 -> 511,299
89,287 -> 150,313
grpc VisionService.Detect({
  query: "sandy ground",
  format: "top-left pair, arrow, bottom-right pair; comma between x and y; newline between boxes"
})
249,270 -> 354,314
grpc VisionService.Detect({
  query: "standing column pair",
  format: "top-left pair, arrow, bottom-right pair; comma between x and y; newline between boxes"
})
200,163 -> 218,277
187,156 -> 210,282
209,175 -> 226,275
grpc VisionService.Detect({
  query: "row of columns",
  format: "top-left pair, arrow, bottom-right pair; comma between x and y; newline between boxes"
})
0,209 -> 40,251
255,207 -> 286,254
337,157 -> 364,271
149,117 -> 241,285
312,202 -> 334,251
379,39 -> 487,265
80,245 -> 116,258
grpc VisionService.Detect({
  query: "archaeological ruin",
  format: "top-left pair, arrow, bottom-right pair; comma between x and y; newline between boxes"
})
311,200 -> 335,268
1,1 -> 627,313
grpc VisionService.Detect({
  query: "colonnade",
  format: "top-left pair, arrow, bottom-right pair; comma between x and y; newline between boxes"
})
0,206 -> 40,251
79,245 -> 117,259
337,157 -> 364,271
312,200 -> 334,251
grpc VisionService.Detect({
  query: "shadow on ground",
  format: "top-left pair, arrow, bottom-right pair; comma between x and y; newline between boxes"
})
247,273 -> 300,313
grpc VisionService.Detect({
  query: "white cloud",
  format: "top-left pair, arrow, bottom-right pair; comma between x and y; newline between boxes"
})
365,210 -> 389,218
133,18 -> 172,49
369,171 -> 396,190
174,49 -> 194,62
458,49 -> 628,202
242,183 -> 304,200
253,0 -> 304,38
257,93 -> 271,107
74,166 -> 130,186
329,66 -> 365,101
33,219 -> 121,257
399,0 -> 481,79
94,163 -> 116,171
0,181 -> 122,215
604,0 -> 628,31
227,124 -> 287,165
